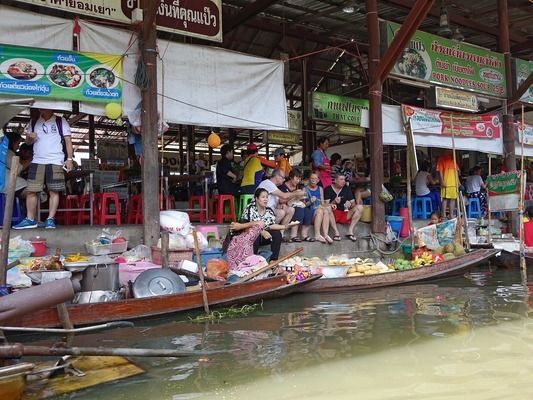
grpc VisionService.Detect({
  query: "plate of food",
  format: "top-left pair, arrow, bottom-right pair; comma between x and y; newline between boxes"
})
46,63 -> 83,88
394,48 -> 432,81
0,58 -> 44,81
86,65 -> 118,89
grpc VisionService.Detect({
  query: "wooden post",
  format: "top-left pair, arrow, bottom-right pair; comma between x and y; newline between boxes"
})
520,105 -> 526,272
450,116 -> 463,245
406,132 -> 414,250
141,0 -> 160,247
487,155 -> 492,244
192,230 -> 209,314
0,156 -> 19,285
88,115 -> 95,159
161,231 -> 169,269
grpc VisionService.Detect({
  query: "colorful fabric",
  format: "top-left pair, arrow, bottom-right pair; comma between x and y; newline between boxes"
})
241,155 -> 263,187
436,155 -> 458,199
227,224 -> 262,273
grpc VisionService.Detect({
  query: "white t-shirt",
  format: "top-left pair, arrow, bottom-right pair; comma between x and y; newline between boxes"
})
257,179 -> 280,209
415,171 -> 431,196
466,175 -> 483,193
26,115 -> 71,166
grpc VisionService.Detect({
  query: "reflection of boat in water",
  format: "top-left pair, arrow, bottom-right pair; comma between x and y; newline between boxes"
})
298,249 -> 499,293
4,275 -> 320,329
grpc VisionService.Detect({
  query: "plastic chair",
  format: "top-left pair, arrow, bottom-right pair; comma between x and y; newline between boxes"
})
188,195 -> 206,223
211,194 -> 236,224
99,192 -> 121,225
65,195 -> 80,225
78,193 -> 100,225
391,197 -> 407,216
237,194 -> 254,219
127,194 -> 143,224
196,225 -> 219,240
467,197 -> 482,218
0,194 -> 23,226
412,196 -> 433,219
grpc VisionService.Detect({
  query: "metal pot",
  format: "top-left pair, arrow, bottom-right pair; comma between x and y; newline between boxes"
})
80,263 -> 120,292
74,290 -> 124,304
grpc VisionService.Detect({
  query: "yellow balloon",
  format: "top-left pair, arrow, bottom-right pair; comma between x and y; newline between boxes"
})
208,132 -> 221,148
105,103 -> 122,120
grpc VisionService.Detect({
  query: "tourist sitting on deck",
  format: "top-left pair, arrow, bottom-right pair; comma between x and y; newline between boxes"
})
224,188 -> 289,270
256,169 -> 304,229
465,166 -> 487,216
324,174 -> 364,242
278,169 -> 310,242
330,153 -> 343,182
300,172 -> 332,244
415,161 -> 441,211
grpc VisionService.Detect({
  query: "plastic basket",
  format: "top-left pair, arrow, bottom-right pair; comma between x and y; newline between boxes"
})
151,247 -> 193,265
85,241 -> 128,255
386,216 -> 403,237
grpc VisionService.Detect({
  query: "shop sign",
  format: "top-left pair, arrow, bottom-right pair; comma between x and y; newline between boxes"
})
515,58 -> 533,105
0,43 -> 122,103
517,123 -> 533,145
287,109 -> 302,133
14,0 -> 223,43
311,92 -> 369,126
160,152 -> 181,168
264,131 -> 299,145
384,21 -> 506,98
486,171 -> 522,211
335,124 -> 365,137
402,105 -> 501,139
434,86 -> 478,112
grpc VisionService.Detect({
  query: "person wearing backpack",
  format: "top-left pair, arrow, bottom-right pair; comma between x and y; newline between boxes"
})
14,109 -> 73,230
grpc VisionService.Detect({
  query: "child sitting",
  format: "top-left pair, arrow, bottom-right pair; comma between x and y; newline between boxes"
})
428,211 -> 440,226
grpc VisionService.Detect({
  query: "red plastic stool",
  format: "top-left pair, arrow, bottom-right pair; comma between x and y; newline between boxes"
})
127,194 -> 143,224
188,195 -> 206,223
79,193 -> 101,225
65,195 -> 80,225
54,195 -> 67,224
99,192 -> 121,225
212,194 -> 236,223
160,194 -> 176,210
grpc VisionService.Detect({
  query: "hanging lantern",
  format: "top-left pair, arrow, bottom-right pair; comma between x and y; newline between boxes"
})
208,132 -> 221,148
105,103 -> 122,120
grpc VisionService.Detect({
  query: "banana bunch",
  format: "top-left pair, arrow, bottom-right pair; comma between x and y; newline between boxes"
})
413,251 -> 434,268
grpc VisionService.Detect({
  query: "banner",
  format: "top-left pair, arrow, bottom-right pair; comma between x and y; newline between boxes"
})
0,44 -> 122,103
383,21 -> 506,98
517,123 -> 533,145
402,105 -> 501,139
311,92 -> 369,126
515,58 -> 533,105
14,0 -> 223,43
486,171 -> 522,211
264,131 -> 299,145
434,86 -> 478,112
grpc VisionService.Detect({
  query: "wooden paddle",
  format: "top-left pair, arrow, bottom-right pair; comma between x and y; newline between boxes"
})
235,247 -> 303,284
192,229 -> 210,314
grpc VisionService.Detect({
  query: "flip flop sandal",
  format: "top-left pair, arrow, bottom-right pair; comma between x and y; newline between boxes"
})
290,237 -> 302,242
333,235 -> 342,241
346,235 -> 357,242
303,237 -> 316,242
324,235 -> 334,244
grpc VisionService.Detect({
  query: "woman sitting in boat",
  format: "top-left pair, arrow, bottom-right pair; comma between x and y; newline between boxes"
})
224,188 -> 289,275
524,205 -> 533,248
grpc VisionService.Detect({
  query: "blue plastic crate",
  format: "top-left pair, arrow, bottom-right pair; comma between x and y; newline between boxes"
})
192,248 -> 225,268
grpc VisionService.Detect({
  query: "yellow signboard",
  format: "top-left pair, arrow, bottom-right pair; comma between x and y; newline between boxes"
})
435,87 -> 479,112
336,124 -> 365,137
264,131 -> 300,145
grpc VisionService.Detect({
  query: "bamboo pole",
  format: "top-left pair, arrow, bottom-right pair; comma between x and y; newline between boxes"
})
0,156 -> 19,285
520,105 -> 526,273
235,247 -> 304,284
487,154 -> 492,244
404,121 -> 414,249
450,115 -> 463,246
161,231 -> 169,269
192,229 -> 209,314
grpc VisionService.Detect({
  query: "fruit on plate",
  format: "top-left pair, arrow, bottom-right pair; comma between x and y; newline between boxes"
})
112,237 -> 127,243
65,253 -> 89,263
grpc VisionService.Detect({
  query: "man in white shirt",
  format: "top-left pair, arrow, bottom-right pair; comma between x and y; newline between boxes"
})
465,166 -> 487,216
14,109 -> 74,230
257,169 -> 304,226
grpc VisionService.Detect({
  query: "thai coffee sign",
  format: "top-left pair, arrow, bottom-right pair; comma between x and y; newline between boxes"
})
14,0 -> 223,43
311,92 -> 369,126
486,171 -> 522,211
383,21 -> 506,98
402,105 -> 501,139
515,58 -> 533,105
0,43 -> 122,103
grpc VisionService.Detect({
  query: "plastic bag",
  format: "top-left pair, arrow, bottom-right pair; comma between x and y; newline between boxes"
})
7,266 -> 32,288
206,259 -> 228,280
185,232 -> 208,250
7,236 -> 34,253
121,245 -> 152,262
160,211 -> 192,236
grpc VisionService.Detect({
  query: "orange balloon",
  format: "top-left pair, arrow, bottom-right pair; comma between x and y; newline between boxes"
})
207,132 -> 221,148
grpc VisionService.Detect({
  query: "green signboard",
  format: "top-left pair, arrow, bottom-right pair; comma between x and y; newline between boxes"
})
311,92 -> 368,126
383,21 -> 506,98
515,58 -> 533,105
0,43 -> 123,103
486,171 -> 522,211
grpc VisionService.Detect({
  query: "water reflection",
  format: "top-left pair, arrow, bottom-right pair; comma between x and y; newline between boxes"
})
26,268 -> 532,399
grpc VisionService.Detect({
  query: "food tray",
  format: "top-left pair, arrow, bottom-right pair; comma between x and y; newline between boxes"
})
25,270 -> 72,284
85,241 -> 128,255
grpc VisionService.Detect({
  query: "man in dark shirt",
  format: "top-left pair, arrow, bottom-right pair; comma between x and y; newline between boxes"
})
323,174 -> 363,242
216,144 -> 239,195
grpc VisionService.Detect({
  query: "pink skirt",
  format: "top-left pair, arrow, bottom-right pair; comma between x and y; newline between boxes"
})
227,224 -> 262,273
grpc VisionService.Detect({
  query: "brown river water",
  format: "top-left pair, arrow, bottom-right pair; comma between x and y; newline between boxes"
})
18,265 -> 533,399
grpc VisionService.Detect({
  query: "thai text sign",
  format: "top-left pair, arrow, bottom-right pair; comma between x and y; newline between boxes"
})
311,92 -> 369,126
434,86 -> 478,112
336,124 -> 365,137
487,171 -> 522,211
384,21 -> 506,97
264,131 -> 299,145
517,123 -> 533,145
0,43 -> 122,103
515,58 -> 533,105
402,105 -> 501,139
14,0 -> 223,43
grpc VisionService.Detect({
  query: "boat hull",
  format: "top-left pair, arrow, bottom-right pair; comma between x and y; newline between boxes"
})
493,249 -> 533,268
298,249 -> 499,293
5,275 -> 320,329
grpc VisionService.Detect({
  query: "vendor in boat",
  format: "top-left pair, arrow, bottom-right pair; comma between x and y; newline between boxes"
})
524,206 -> 533,248
224,188 -> 290,273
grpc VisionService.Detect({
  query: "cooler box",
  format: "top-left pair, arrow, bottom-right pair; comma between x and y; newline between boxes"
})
119,261 -> 160,286
192,248 -> 225,269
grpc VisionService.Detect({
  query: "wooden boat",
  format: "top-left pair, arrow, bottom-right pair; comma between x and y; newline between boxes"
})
5,275 -> 320,329
492,249 -> 533,268
298,249 -> 500,293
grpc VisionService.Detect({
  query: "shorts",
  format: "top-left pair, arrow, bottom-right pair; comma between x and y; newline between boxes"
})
333,208 -> 351,224
26,163 -> 65,193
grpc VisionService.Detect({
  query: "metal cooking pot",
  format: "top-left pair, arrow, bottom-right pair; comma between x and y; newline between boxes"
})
80,263 -> 120,292
74,290 -> 124,304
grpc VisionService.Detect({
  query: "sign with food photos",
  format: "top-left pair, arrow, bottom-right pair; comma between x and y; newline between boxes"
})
0,43 -> 122,103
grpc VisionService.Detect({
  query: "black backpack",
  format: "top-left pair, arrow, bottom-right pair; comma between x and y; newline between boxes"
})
31,116 -> 68,161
